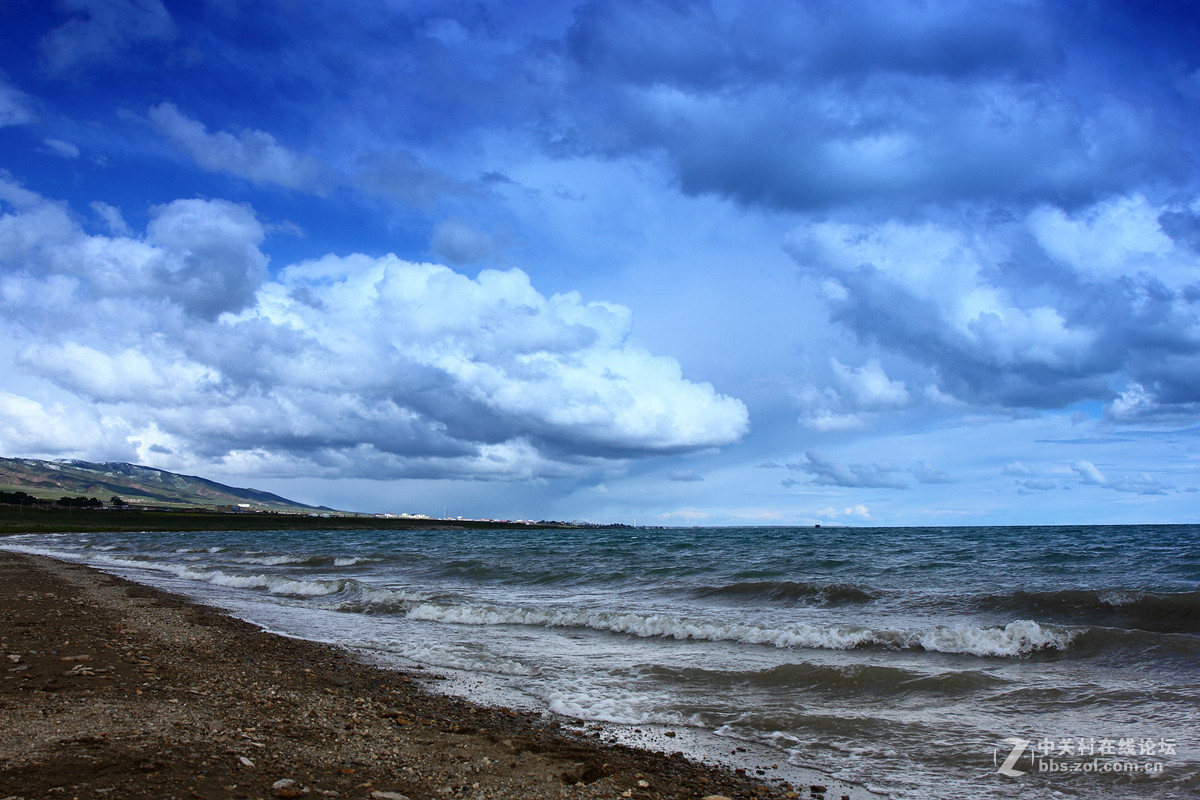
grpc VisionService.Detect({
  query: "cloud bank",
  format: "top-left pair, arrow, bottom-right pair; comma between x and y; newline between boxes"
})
786,195 -> 1200,417
0,179 -> 748,479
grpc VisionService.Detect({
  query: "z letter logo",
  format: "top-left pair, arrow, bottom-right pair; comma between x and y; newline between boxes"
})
996,737 -> 1030,777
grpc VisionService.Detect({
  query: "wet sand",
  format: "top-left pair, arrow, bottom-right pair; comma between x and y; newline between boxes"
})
0,552 -> 836,800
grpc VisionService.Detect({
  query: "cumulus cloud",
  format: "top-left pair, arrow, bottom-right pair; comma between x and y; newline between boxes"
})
1071,459 -> 1168,495
785,195 -> 1200,416
912,461 -> 953,484
0,391 -> 137,460
1105,382 -> 1200,423
40,0 -> 175,76
149,103 -> 323,191
90,201 -> 130,236
831,358 -> 909,409
816,504 -> 871,521
1071,460 -> 1107,486
0,181 -> 748,479
797,358 -> 910,430
796,451 -> 907,490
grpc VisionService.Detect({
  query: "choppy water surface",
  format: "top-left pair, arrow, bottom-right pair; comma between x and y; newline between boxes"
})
6,524 -> 1198,799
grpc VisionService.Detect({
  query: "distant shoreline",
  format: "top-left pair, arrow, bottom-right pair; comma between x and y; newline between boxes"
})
0,506 -> 593,536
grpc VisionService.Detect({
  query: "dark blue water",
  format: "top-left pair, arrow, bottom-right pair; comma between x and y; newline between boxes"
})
6,524 -> 1198,799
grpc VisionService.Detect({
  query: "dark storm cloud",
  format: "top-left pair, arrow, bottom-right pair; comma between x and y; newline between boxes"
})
552,0 -> 1189,212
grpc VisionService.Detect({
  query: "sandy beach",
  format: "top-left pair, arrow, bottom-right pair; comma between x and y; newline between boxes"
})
0,552 -> 816,800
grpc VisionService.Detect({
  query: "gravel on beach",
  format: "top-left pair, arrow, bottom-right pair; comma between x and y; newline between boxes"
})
0,552 -> 821,800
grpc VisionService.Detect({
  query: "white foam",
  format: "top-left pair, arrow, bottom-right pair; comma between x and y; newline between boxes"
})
175,567 -> 344,596
394,643 -> 541,677
906,619 -> 1072,657
231,554 -> 308,566
405,602 -> 1071,657
352,584 -> 432,605
545,689 -> 656,724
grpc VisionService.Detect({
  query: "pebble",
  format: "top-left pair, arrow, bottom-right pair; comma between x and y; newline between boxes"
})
272,778 -> 306,799
370,792 -> 410,800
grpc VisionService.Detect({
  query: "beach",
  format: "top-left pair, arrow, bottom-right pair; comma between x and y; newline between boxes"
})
0,551 -> 811,800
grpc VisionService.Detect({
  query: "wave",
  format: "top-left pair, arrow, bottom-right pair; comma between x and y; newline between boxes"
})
152,564 -> 432,605
404,601 -> 1071,657
693,580 -> 877,606
979,589 -> 1200,633
176,567 -> 347,596
646,661 -> 1008,696
1067,625 -> 1200,659
224,554 -> 375,568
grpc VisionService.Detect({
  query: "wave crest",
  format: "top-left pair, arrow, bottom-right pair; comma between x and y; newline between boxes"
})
405,601 -> 1070,657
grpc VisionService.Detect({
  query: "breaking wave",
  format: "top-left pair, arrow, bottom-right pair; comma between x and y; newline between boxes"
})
404,601 -> 1071,657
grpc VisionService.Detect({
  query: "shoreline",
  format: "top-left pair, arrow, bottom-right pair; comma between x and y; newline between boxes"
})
0,552 -> 858,800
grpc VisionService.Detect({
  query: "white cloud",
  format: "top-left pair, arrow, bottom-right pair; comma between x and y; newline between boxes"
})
831,358 -> 909,409
1105,382 -> 1200,423
40,0 -> 175,76
90,201 -> 130,236
1029,194 -> 1177,282
801,409 -> 866,432
0,391 -> 136,460
1071,459 -> 1169,495
797,450 -> 908,489
796,358 -> 909,430
149,103 -> 323,190
912,461 -> 953,484
0,182 -> 749,480
816,504 -> 871,520
1071,460 -> 1108,486
0,79 -> 35,127
785,194 -> 1200,414
42,138 -> 80,159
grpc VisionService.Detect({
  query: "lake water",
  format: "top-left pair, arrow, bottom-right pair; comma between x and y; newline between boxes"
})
5,524 -> 1198,799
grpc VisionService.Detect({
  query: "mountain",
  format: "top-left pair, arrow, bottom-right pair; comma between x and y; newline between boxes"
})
0,457 -> 325,512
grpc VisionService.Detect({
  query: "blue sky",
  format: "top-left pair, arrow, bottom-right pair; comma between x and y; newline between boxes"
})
1,0 -> 1199,525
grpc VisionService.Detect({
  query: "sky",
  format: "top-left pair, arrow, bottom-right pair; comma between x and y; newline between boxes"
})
1,0 -> 1199,526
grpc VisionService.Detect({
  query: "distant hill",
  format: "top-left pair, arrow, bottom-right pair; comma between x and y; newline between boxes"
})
0,457 -> 327,512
